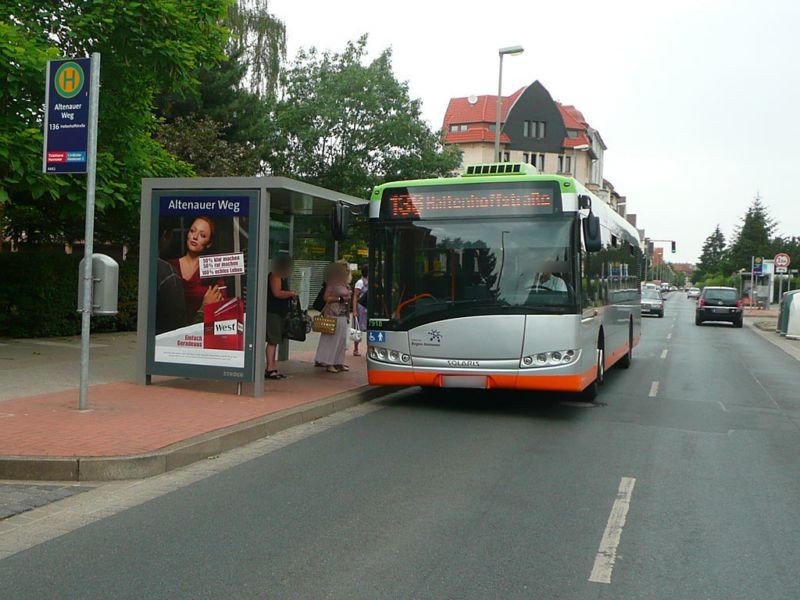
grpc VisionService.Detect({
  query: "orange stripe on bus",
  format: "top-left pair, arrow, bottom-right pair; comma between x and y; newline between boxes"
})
368,364 -> 597,392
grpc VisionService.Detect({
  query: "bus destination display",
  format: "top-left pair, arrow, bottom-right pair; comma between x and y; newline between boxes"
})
382,184 -> 558,220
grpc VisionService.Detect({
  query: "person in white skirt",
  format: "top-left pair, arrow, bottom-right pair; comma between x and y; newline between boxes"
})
314,261 -> 352,373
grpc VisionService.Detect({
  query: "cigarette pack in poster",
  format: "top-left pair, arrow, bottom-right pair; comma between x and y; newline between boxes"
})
203,297 -> 244,351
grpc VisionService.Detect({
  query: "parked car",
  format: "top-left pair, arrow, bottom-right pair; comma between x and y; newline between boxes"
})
641,289 -> 664,317
695,286 -> 743,327
687,287 -> 701,299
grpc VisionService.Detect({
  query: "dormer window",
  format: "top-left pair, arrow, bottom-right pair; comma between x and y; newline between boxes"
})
523,120 -> 546,139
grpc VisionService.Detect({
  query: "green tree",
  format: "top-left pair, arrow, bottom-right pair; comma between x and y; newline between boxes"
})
154,116 -> 260,177
1,1 -> 232,246
725,196 -> 776,272
226,0 -> 286,101
269,36 -> 462,199
154,1 -> 286,171
693,224 -> 727,281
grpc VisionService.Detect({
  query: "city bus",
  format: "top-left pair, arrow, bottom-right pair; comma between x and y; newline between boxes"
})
364,162 -> 643,400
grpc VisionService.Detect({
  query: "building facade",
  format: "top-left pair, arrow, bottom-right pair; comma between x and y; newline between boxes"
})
443,80 -> 608,192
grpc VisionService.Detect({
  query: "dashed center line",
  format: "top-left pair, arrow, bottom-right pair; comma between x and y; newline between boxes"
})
666,333 -> 672,340
589,476 -> 637,584
649,381 -> 659,397
660,349 -> 669,359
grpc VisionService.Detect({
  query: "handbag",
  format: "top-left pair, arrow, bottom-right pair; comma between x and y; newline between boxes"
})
349,327 -> 362,342
311,304 -> 337,335
284,299 -> 310,342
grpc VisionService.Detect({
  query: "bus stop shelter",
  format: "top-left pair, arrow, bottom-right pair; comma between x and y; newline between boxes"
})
135,176 -> 366,396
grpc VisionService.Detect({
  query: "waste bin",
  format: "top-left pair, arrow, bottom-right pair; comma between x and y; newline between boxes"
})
776,290 -> 798,335
786,291 -> 800,340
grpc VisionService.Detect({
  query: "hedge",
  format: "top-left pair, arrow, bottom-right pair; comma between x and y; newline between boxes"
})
0,249 -> 138,338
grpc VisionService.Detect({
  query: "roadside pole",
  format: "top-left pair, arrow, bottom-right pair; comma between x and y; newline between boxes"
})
78,53 -> 101,410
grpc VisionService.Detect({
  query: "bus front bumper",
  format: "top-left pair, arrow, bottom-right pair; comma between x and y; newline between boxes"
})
367,361 -> 596,392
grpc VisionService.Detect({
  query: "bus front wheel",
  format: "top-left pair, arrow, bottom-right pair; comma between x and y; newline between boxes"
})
581,346 -> 604,402
618,324 -> 633,369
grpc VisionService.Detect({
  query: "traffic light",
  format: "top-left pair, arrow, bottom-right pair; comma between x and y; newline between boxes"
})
671,241 -> 676,253
647,240 -> 654,254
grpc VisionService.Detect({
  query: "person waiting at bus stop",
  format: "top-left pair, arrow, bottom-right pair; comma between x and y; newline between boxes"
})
352,265 -> 369,356
314,261 -> 352,373
266,255 -> 298,380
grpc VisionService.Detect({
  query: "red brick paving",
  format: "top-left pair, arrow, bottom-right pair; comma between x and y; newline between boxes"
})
0,352 -> 368,458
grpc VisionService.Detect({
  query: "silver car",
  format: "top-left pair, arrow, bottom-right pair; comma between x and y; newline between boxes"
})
687,287 -> 700,299
641,289 -> 664,317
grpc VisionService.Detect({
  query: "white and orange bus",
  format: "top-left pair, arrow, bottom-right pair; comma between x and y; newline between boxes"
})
364,163 -> 643,400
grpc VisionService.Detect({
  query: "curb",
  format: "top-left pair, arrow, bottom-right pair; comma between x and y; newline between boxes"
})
0,385 -> 399,482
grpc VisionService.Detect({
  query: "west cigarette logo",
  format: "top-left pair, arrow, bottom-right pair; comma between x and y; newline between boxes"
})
54,62 -> 85,99
213,319 -> 239,335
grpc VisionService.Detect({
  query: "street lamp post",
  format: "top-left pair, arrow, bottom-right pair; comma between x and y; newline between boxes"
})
494,45 -> 524,162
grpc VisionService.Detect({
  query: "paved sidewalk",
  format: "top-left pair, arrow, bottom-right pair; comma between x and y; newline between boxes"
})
0,331 -> 384,480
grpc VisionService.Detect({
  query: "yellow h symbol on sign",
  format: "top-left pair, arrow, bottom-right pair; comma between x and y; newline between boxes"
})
54,61 -> 84,98
61,68 -> 78,93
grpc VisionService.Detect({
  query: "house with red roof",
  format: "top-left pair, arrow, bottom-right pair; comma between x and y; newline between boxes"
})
442,80 -> 611,200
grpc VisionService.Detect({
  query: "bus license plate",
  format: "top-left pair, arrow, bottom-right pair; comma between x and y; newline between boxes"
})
441,376 -> 487,389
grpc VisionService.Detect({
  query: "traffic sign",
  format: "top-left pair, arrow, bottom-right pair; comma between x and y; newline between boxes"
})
43,57 -> 92,173
776,266 -> 788,274
775,253 -> 791,269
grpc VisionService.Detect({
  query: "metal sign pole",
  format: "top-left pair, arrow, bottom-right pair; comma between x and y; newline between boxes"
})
78,53 -> 101,410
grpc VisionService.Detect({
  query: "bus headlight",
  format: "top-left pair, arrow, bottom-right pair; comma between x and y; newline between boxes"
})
368,346 -> 410,365
521,349 -> 580,369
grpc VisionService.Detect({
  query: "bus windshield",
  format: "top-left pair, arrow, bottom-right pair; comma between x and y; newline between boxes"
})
370,217 -> 576,328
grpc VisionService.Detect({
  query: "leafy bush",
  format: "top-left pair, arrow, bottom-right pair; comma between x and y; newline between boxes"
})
0,249 -> 138,338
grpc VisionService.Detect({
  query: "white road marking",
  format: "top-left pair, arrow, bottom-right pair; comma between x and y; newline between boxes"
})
648,381 -> 659,397
660,349 -> 669,359
666,333 -> 672,340
717,401 -> 728,412
589,476 -> 637,584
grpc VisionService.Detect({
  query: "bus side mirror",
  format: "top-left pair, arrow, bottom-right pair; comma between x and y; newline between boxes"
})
583,213 -> 602,252
332,202 -> 351,241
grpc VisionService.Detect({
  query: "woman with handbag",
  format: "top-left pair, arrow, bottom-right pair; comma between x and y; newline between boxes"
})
266,255 -> 298,380
314,261 -> 352,373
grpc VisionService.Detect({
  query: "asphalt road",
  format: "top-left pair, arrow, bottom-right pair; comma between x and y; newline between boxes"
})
2,294 -> 800,599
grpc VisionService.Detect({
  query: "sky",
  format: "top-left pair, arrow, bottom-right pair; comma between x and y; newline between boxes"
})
269,0 -> 800,263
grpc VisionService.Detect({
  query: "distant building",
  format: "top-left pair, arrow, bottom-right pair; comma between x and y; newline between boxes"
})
671,263 -> 695,278
442,80 -> 607,189
653,248 -> 665,267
